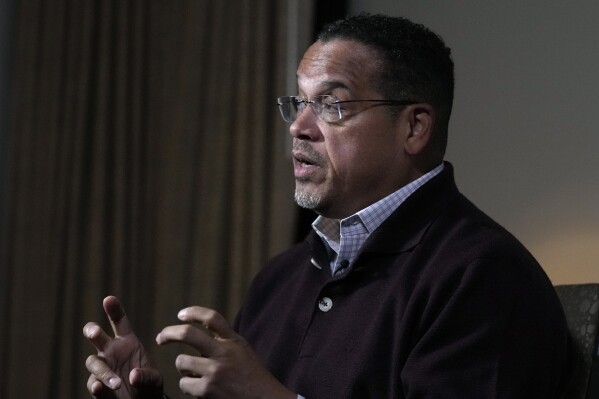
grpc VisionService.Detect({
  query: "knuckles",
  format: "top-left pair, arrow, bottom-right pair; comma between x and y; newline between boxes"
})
202,308 -> 220,323
196,307 -> 223,328
85,355 -> 112,380
178,324 -> 198,341
85,355 -> 99,371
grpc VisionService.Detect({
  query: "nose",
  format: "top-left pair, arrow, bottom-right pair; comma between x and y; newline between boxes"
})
289,105 -> 321,141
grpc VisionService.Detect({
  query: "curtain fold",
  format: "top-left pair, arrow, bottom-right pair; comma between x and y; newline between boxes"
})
1,1 -> 301,397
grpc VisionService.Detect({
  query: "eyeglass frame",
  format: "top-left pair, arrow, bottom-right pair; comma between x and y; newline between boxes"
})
277,95 -> 418,123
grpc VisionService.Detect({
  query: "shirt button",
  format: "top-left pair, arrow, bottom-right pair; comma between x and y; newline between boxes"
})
318,297 -> 333,312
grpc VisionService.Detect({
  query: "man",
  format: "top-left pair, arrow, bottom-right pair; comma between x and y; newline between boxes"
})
84,14 -> 573,398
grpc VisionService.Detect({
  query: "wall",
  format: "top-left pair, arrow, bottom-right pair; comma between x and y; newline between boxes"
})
349,1 -> 599,284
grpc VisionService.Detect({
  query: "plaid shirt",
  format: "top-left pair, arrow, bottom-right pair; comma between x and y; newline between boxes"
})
312,163 -> 444,275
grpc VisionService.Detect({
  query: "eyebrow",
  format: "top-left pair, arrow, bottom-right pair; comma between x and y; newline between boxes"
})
320,80 -> 350,92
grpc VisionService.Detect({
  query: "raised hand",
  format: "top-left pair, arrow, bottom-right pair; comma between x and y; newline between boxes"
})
156,306 -> 295,399
84,296 -> 163,399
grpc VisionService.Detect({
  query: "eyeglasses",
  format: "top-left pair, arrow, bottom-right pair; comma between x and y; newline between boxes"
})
277,95 -> 416,123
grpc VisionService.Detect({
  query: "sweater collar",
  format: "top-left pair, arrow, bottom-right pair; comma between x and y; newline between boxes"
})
306,162 -> 460,261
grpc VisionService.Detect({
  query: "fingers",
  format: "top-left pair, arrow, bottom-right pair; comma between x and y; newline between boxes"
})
85,354 -> 122,390
83,322 -> 112,352
156,307 -> 241,356
85,364 -> 163,396
175,353 -> 211,377
179,375 -> 209,397
173,355 -> 215,397
156,323 -> 219,356
178,306 -> 237,339
103,295 -> 133,337
87,374 -> 105,396
130,367 -> 164,388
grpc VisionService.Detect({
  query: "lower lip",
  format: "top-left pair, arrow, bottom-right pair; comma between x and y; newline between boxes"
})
294,161 -> 320,179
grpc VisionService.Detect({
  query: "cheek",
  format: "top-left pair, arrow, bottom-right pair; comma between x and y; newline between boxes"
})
323,138 -> 361,179
337,135 -> 402,179
321,117 -> 402,181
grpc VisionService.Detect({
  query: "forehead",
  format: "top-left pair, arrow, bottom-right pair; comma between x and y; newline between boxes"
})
297,39 -> 382,95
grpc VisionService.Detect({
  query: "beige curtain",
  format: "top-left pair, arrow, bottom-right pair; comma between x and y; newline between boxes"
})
0,0 -> 301,397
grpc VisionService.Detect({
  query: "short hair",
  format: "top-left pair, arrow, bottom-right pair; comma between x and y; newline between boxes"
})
317,14 -> 454,157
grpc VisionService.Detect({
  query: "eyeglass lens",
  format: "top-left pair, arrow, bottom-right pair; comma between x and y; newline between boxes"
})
277,96 -> 342,123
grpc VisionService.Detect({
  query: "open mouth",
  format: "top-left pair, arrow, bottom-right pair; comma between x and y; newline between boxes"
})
292,140 -> 324,168
294,153 -> 316,167
292,151 -> 322,179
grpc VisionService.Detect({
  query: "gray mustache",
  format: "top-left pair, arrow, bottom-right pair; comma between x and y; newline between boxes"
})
292,140 -> 326,167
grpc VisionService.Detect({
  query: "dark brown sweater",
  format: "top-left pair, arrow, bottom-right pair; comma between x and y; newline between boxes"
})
235,164 -> 573,398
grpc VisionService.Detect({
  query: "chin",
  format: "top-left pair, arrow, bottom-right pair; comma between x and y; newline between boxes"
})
294,189 -> 322,210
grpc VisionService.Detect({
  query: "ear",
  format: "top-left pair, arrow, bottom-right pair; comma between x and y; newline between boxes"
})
404,103 -> 435,155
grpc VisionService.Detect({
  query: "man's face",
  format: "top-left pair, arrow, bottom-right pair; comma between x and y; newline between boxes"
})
291,39 -> 413,219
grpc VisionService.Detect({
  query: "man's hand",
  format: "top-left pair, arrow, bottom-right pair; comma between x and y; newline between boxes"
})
84,296 -> 163,398
156,306 -> 296,399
